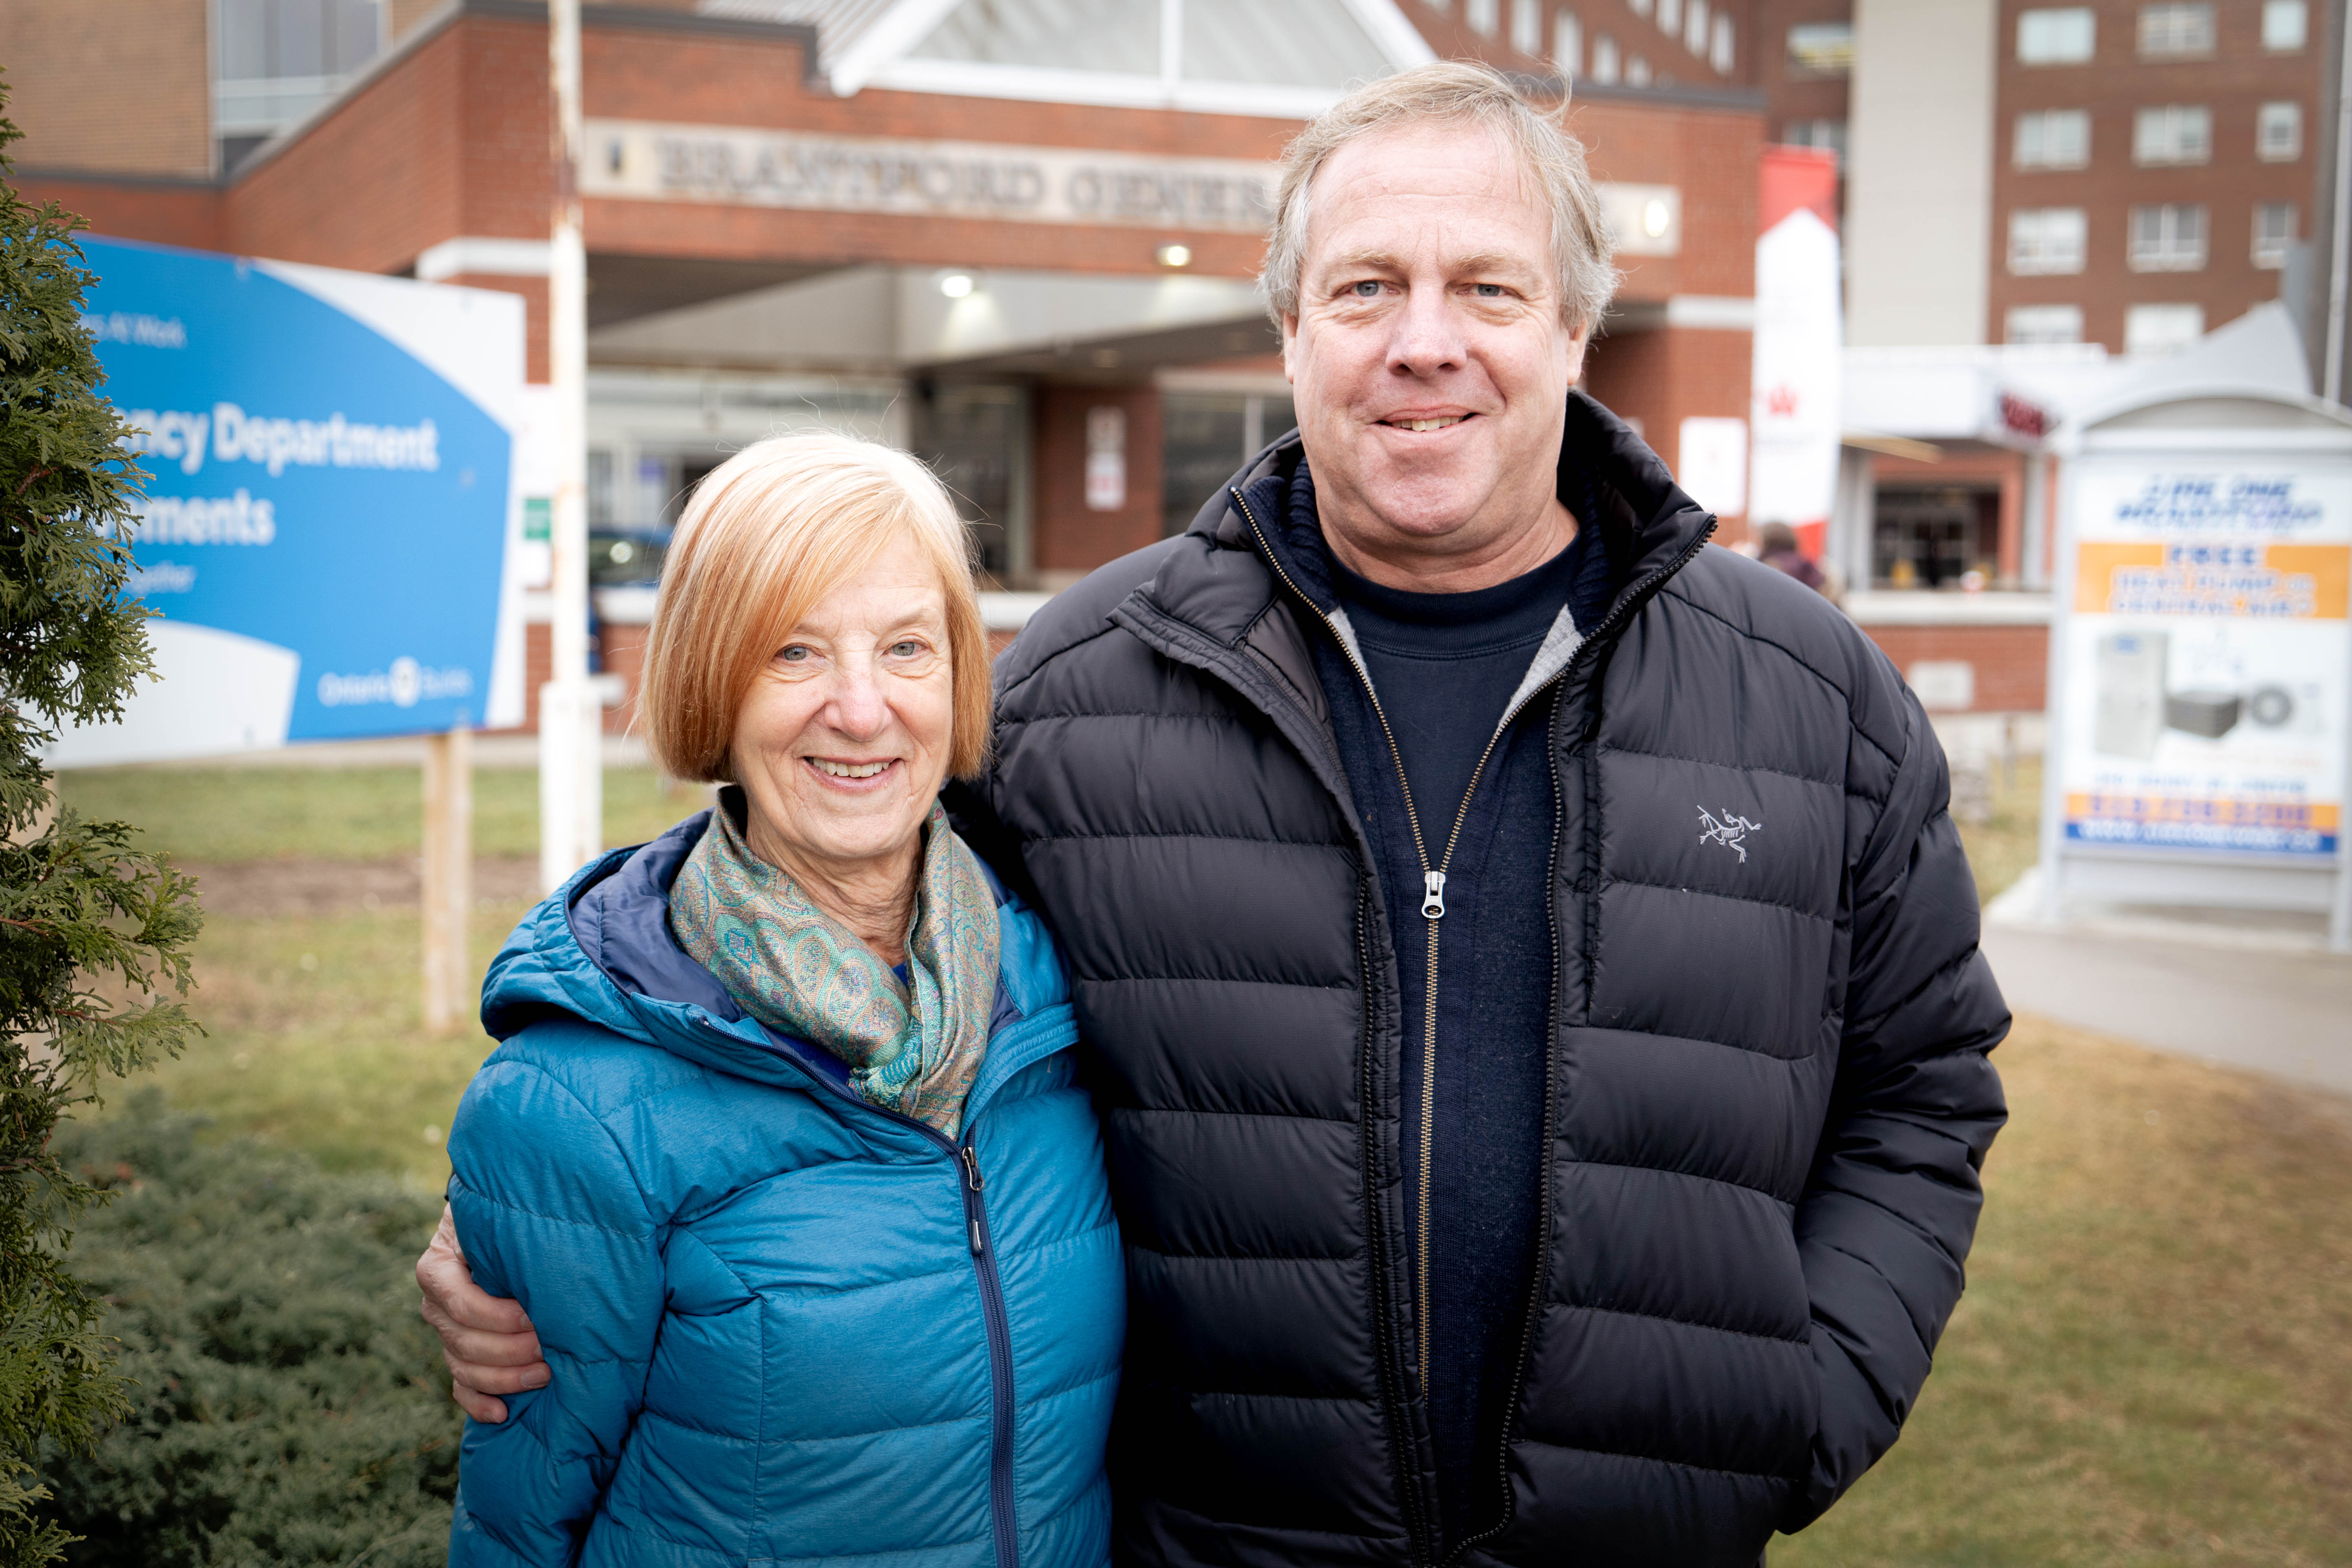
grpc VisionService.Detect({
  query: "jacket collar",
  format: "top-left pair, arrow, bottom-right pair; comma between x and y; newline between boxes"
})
1143,389 -> 1716,650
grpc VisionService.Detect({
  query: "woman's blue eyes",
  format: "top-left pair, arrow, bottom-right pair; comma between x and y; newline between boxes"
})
776,642 -> 925,662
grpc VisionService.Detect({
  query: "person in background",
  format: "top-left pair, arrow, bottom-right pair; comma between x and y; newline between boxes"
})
1755,520 -> 1837,601
432,432 -> 1121,1568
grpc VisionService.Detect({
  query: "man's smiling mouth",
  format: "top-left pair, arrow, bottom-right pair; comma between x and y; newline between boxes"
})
1383,414 -> 1471,432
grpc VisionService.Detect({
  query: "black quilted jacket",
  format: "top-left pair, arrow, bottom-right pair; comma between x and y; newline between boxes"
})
958,393 -> 2010,1568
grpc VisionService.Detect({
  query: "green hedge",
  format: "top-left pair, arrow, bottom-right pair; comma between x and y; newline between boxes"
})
43,1096 -> 459,1566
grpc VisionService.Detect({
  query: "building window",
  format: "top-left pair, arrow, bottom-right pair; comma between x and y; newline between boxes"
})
2007,304 -> 2086,344
2262,0 -> 2308,50
1163,392 -> 1297,538
1684,0 -> 1708,54
1874,488 -> 1998,591
1629,0 -> 1651,18
1593,33 -> 1621,82
2133,105 -> 2212,165
1787,21 -> 1854,75
1626,53 -> 1652,85
1556,10 -> 1583,74
2125,303 -> 2205,353
1467,0 -> 1499,36
2137,3 -> 2214,58
214,0 -> 384,168
2018,8 -> 2095,64
2253,202 -> 2299,269
2129,204 -> 2208,271
1511,0 -> 1542,53
1658,0 -> 1681,37
2010,208 -> 2089,274
2258,102 -> 2304,160
2015,109 -> 2091,169
1784,118 -> 1848,165
1710,14 -> 1734,72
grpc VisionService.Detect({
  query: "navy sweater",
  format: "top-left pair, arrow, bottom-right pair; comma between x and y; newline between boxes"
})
1248,459 -> 1616,1549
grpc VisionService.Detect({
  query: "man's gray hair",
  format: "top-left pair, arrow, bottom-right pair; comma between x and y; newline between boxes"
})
1260,61 -> 1619,333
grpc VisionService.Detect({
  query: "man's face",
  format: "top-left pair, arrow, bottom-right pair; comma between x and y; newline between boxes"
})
1283,121 -> 1587,579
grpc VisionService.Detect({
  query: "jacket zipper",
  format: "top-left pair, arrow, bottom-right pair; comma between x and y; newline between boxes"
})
1232,484 -> 1718,1562
1438,516 -> 1720,1567
703,1020 -> 1023,1568
1234,487 -> 1557,1393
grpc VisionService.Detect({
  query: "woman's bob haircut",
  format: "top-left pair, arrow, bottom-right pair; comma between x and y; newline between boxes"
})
639,430 -> 991,784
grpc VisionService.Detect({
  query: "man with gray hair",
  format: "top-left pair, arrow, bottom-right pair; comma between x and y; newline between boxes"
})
423,61 -> 2007,1567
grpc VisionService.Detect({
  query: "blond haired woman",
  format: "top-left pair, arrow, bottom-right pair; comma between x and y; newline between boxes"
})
440,432 -> 1121,1568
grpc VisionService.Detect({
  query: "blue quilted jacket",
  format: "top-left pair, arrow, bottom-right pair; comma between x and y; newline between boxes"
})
445,807 -> 1124,1568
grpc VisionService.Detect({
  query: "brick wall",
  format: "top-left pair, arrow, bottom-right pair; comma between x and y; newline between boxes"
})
4,0 -> 211,177
1579,323 -> 1755,538
1034,385 -> 1165,575
223,22 -> 467,271
1861,622 -> 2048,711
1569,94 -> 1764,304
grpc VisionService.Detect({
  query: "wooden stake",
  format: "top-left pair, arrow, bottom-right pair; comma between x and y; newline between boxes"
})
422,724 -> 473,1036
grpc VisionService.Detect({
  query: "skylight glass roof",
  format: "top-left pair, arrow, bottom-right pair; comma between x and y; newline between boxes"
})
1181,0 -> 1393,88
907,0 -> 1395,86
909,0 -> 1162,75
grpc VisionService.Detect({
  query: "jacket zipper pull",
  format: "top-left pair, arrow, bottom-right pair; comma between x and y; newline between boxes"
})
1422,870 -> 1447,920
962,1147 -> 986,1254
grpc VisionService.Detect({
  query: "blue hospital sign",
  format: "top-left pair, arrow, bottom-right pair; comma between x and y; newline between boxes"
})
51,237 -> 525,764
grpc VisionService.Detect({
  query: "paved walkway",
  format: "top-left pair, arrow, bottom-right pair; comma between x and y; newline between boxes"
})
1980,895 -> 2352,1095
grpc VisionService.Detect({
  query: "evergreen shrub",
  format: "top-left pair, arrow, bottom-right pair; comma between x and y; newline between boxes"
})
44,1095 -> 458,1567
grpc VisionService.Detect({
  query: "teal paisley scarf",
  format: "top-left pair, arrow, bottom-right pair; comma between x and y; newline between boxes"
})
669,792 -> 1000,1138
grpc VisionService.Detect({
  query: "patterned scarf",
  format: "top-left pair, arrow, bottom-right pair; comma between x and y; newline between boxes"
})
669,794 -> 1000,1138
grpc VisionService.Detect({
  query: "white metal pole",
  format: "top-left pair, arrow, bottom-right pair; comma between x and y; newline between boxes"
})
2326,0 -> 2352,404
540,0 -> 601,894
2034,452 -> 2079,927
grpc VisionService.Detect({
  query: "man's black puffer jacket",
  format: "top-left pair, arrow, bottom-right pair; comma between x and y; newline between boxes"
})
962,393 -> 2009,1568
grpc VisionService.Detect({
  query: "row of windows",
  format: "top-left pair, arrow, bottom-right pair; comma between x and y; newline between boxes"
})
2018,2 -> 2307,64
1541,8 -> 1735,86
1436,2 -> 1739,86
2010,202 -> 2300,274
2006,302 -> 2210,353
2012,102 -> 2304,168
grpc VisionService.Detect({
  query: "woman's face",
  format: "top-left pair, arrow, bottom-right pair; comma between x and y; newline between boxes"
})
730,531 -> 957,882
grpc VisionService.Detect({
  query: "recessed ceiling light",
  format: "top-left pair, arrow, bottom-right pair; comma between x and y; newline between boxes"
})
1642,200 -> 1671,238
1155,244 -> 1192,268
938,272 -> 976,298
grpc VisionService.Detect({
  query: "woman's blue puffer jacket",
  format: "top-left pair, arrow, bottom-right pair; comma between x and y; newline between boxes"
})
445,808 -> 1124,1568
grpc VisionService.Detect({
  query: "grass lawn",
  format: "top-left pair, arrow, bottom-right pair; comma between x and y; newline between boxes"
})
57,763 -> 701,863
54,760 -> 2352,1564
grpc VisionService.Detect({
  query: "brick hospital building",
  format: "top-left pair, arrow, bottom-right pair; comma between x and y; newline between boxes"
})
9,0 -> 1772,714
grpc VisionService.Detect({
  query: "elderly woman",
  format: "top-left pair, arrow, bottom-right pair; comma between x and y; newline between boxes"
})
440,432 -> 1122,1568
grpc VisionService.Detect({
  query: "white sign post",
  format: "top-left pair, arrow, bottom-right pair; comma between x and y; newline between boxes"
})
2038,386 -> 2352,950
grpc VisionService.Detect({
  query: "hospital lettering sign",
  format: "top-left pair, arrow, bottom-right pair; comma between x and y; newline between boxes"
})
581,120 -> 1278,232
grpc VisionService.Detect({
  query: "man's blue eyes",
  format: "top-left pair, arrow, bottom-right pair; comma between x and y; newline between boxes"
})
1346,282 -> 1508,297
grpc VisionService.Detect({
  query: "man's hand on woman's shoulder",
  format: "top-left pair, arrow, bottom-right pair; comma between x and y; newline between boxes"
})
416,1203 -> 550,1423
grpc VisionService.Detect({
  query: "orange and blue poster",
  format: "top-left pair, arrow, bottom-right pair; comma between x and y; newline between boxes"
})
2056,461 -> 2350,859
